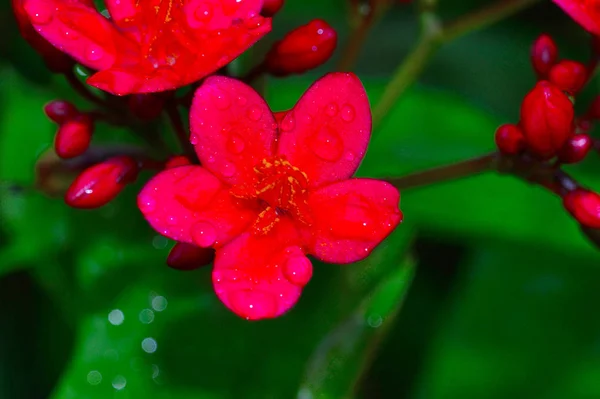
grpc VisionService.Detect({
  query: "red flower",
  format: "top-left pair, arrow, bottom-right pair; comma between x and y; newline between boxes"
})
22,0 -> 271,95
137,73 -> 402,320
553,0 -> 600,35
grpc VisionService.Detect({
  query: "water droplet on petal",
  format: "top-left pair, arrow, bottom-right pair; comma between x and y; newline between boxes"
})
325,103 -> 338,117
191,222 -> 217,247
244,16 -> 264,30
284,255 -> 312,286
303,114 -> 313,124
85,46 -> 104,62
167,215 -> 178,225
280,112 -> 295,132
341,104 -> 356,122
190,133 -> 199,145
228,290 -> 278,320
221,163 -> 236,177
25,2 -> 54,24
345,151 -> 356,161
247,105 -> 263,121
194,3 -> 212,23
61,29 -> 79,40
139,195 -> 156,213
237,95 -> 247,106
214,92 -> 231,110
308,126 -> 344,161
226,133 -> 246,154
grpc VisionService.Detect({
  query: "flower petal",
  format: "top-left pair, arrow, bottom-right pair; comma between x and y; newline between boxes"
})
553,0 -> 600,35
23,0 -> 138,71
137,166 -> 254,247
213,220 -> 310,320
184,0 -> 264,30
104,0 -> 137,26
88,66 -> 183,96
277,72 -> 371,188
308,179 -> 402,264
190,76 -> 277,185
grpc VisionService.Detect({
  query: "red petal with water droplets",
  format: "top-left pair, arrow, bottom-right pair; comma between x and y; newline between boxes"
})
137,165 -> 254,247
184,0 -> 264,30
277,72 -> 371,189
553,0 -> 600,35
23,0 -> 138,71
213,219 -> 309,320
308,179 -> 402,264
104,0 -> 137,26
190,76 -> 277,185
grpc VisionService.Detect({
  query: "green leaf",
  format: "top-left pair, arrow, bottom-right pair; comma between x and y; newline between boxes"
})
299,253 -> 416,399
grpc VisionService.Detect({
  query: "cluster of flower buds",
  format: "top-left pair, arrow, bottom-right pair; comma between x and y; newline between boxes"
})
44,100 -> 95,159
495,33 -> 600,232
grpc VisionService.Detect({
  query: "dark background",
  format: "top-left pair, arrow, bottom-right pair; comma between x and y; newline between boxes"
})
1,0 -> 600,398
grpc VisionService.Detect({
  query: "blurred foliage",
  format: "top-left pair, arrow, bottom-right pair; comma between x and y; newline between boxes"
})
1,0 -> 600,398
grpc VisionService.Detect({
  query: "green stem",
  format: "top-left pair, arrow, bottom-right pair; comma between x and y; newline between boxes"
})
373,0 -> 542,129
388,152 -> 498,190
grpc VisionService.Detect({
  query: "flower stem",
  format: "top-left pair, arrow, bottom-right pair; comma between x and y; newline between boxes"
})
372,0 -> 542,129
388,152 -> 498,190
64,70 -> 112,110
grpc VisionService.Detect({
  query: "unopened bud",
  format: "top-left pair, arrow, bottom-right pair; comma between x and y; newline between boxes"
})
495,124 -> 525,155
563,189 -> 600,229
548,60 -> 588,94
265,19 -> 337,77
530,34 -> 558,78
44,100 -> 78,124
558,134 -> 593,164
65,156 -> 139,209
55,115 -> 94,159
520,81 -> 574,158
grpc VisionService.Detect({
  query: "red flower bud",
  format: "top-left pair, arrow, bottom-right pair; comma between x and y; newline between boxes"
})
167,242 -> 215,271
495,124 -> 525,155
11,0 -> 75,73
44,100 -> 78,124
548,60 -> 588,94
265,19 -> 337,77
54,115 -> 94,159
128,94 -> 166,121
563,189 -> 600,229
165,155 -> 193,169
261,0 -> 284,17
530,34 -> 558,78
65,156 -> 139,209
520,81 -> 574,158
557,133 -> 593,163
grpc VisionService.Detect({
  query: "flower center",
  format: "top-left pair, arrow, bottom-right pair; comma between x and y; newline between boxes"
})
231,157 -> 312,235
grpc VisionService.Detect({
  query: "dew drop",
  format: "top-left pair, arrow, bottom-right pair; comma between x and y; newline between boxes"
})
167,215 -> 178,225
190,133 -> 199,145
244,16 -> 263,30
214,92 -> 231,110
308,127 -> 344,161
191,222 -> 217,247
85,46 -> 104,62
280,112 -> 296,132
221,163 -> 236,177
226,133 -> 246,154
25,2 -> 54,24
237,95 -> 247,106
325,103 -> 338,117
284,255 -> 313,286
341,104 -> 356,122
61,29 -> 79,40
247,105 -> 263,121
345,151 -> 356,161
228,290 -> 278,320
194,3 -> 212,23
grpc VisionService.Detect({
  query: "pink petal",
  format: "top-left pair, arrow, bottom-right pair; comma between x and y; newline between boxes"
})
104,0 -> 137,26
137,166 -> 254,248
553,0 -> 600,35
23,0 -> 138,71
277,73 -> 371,189
184,0 -> 264,30
308,179 -> 402,264
190,76 -> 277,185
213,220 -> 310,320
88,66 -> 182,96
